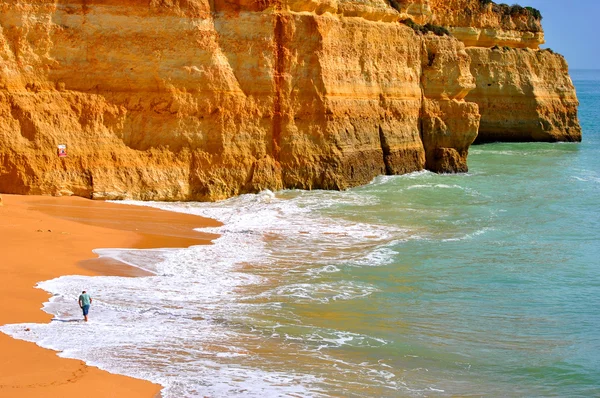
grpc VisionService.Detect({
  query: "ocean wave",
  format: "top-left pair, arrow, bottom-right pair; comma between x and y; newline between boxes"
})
264,281 -> 378,304
367,170 -> 432,186
441,227 -> 493,242
2,189 -> 416,397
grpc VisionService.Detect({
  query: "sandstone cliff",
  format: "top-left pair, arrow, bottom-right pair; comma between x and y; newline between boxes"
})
397,0 -> 543,48
0,0 -> 480,200
403,0 -> 581,143
467,47 -> 581,143
0,0 -> 579,201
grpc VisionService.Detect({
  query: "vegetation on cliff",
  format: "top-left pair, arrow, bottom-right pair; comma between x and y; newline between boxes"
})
401,19 -> 451,37
479,0 -> 542,21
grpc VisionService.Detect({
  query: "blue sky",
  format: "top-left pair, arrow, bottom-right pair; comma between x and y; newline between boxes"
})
523,0 -> 599,69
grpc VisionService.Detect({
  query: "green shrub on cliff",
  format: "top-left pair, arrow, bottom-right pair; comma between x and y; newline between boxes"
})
478,0 -> 542,21
424,23 -> 451,36
387,0 -> 402,12
509,5 -> 525,16
401,19 -> 451,37
524,6 -> 542,20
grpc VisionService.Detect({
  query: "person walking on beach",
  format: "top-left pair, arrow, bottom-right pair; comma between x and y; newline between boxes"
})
78,290 -> 93,322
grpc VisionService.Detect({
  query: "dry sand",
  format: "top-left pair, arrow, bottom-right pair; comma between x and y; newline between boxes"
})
0,194 -> 221,397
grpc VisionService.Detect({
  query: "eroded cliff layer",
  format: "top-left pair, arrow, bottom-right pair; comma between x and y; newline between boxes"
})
0,0 -> 580,200
467,47 -> 581,143
405,0 -> 581,143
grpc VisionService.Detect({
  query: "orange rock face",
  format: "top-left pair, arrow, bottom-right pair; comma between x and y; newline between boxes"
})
420,36 -> 479,172
398,0 -> 544,48
0,0 -> 579,200
398,0 -> 581,143
467,47 -> 581,143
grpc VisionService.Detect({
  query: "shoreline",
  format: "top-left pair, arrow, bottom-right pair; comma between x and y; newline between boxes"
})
0,194 -> 221,397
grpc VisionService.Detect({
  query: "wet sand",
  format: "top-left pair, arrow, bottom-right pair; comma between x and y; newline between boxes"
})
0,194 -> 220,397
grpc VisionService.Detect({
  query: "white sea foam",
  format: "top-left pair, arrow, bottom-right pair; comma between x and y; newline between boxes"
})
571,170 -> 600,184
265,281 -> 378,304
469,149 -> 522,156
441,227 -> 493,242
367,171 -> 432,186
405,183 -> 484,197
1,189 -> 415,397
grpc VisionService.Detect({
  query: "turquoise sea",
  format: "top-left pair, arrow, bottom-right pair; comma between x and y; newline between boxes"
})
2,70 -> 599,397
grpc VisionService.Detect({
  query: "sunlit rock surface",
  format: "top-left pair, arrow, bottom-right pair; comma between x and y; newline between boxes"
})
0,0 -> 579,200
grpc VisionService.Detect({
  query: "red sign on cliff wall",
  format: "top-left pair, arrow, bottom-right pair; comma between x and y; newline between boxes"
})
57,145 -> 67,158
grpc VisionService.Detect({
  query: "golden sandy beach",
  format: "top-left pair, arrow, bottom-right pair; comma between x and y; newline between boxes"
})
0,194 -> 220,397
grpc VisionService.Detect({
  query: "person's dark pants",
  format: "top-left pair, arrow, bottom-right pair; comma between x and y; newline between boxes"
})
82,305 -> 90,316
